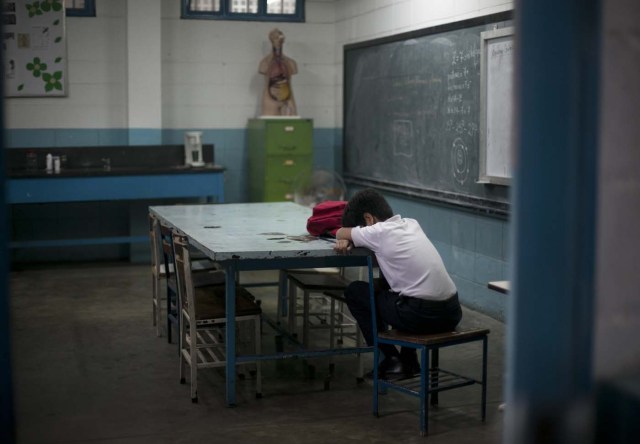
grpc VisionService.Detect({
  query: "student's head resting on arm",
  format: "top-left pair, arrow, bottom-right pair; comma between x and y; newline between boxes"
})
336,188 -> 456,300
334,188 -> 392,253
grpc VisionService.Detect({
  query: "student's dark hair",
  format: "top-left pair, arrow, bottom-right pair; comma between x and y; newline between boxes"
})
341,204 -> 358,227
341,189 -> 393,227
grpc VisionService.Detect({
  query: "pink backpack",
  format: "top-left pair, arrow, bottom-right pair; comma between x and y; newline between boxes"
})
306,201 -> 347,237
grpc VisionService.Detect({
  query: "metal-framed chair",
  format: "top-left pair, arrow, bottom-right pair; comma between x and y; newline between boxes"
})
154,220 -> 226,342
373,328 -> 489,436
150,214 -> 222,337
172,233 -> 262,403
366,266 -> 490,436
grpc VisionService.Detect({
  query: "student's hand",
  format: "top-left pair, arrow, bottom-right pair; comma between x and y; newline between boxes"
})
333,239 -> 353,254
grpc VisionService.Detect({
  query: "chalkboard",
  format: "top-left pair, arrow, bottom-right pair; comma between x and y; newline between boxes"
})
343,12 -> 512,216
3,0 -> 68,97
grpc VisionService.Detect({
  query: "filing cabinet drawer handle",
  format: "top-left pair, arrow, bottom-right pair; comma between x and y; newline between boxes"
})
283,159 -> 295,166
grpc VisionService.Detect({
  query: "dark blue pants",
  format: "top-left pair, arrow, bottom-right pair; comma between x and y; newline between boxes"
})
344,280 -> 462,360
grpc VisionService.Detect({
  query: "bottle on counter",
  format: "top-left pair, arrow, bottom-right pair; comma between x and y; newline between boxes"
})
26,150 -> 38,172
46,153 -> 53,172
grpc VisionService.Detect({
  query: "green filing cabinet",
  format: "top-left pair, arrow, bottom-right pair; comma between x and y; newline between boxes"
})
248,118 -> 313,202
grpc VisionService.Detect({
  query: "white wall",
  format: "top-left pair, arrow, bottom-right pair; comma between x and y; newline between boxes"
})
4,0 -> 515,132
128,0 -> 162,131
335,0 -> 513,43
160,0 -> 338,129
4,0 -> 338,131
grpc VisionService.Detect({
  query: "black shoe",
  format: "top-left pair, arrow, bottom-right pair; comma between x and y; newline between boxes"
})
399,349 -> 421,379
365,356 -> 404,380
401,359 -> 421,379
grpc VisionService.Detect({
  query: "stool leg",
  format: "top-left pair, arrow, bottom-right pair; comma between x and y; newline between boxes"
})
373,346 -> 380,418
481,336 -> 488,421
278,270 -> 288,320
255,316 -> 263,399
302,289 -> 310,348
152,274 -> 157,326
166,287 -> 173,344
420,346 -> 429,437
190,325 -> 198,403
356,329 -> 364,382
288,281 -> 297,337
431,348 -> 439,406
329,297 -> 336,349
179,313 -> 186,384
327,297 -> 336,378
337,300 -> 345,344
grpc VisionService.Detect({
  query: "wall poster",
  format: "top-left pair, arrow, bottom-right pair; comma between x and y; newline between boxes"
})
3,0 -> 67,97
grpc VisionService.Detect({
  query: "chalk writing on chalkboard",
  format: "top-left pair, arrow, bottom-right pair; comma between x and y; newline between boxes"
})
392,120 -> 414,158
343,12 -> 512,216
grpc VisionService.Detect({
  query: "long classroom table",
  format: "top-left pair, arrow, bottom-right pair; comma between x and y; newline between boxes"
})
149,202 -> 374,406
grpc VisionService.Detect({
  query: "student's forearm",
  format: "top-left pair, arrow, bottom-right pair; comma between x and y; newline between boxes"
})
336,227 -> 353,241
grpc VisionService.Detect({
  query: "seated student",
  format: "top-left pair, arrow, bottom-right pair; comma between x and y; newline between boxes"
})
334,189 -> 462,379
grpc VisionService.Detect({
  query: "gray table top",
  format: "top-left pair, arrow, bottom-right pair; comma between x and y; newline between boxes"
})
150,202 -> 347,262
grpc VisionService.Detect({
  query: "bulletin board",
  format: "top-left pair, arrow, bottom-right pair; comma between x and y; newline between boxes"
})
3,0 -> 67,97
479,27 -> 514,185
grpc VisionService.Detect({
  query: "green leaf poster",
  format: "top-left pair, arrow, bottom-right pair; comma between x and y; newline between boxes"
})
3,0 -> 67,97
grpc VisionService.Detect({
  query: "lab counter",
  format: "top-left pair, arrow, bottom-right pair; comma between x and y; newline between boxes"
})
6,144 -> 225,260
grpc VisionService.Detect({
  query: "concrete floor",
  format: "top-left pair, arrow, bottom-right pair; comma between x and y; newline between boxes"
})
10,263 -> 506,444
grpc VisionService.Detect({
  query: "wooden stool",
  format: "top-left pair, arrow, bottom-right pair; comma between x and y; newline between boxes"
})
374,328 -> 490,437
